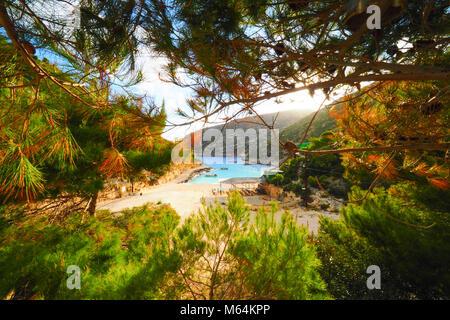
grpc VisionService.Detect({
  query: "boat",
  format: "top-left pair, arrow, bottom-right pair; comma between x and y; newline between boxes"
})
220,167 -> 228,170
205,174 -> 218,177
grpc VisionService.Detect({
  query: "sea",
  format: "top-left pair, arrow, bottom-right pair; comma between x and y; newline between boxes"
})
188,156 -> 274,184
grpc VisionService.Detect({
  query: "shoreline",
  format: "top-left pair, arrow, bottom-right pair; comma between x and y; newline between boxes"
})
177,166 -> 213,183
98,162 -> 342,234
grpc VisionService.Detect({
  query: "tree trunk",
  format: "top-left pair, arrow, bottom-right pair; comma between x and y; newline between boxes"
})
87,192 -> 98,216
302,156 -> 309,208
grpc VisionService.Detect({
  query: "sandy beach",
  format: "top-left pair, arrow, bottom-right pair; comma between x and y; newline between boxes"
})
97,165 -> 217,217
98,182 -> 219,218
97,166 -> 340,234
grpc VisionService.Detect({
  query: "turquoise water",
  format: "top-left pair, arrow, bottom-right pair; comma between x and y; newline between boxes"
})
188,156 -> 273,184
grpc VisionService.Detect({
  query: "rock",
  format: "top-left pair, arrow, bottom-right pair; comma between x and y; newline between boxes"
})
259,183 -> 284,200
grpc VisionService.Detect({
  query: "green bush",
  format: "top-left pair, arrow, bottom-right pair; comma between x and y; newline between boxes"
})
273,131 -> 350,200
0,205 -> 181,299
268,173 -> 284,186
308,176 -> 318,187
233,201 -> 328,299
319,175 -> 328,183
166,192 -> 329,299
0,193 -> 329,300
327,178 -> 348,199
316,185 -> 450,299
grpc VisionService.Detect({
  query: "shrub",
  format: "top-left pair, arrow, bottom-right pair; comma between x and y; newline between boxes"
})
0,205 -> 181,299
316,186 -> 450,299
319,175 -> 328,183
308,176 -> 318,187
269,173 -> 284,186
0,193 -> 330,300
167,192 -> 329,300
327,178 -> 348,199
280,158 -> 302,183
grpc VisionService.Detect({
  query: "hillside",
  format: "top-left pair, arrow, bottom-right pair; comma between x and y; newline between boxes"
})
280,108 -> 336,143
206,109 -> 312,132
186,108 -> 336,159
189,109 -> 312,158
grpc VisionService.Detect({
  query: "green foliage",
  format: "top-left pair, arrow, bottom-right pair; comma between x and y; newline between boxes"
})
125,147 -> 172,178
303,131 -> 345,180
0,192 -> 329,300
271,131 -> 349,199
166,191 -> 328,299
0,204 -> 181,299
168,191 -> 251,299
233,202 -> 328,299
308,176 -> 318,188
0,33 -> 170,205
267,173 -> 284,186
407,183 -> 450,213
281,109 -> 336,143
38,96 -> 171,208
317,185 -> 450,300
280,157 -> 302,184
285,182 -> 311,200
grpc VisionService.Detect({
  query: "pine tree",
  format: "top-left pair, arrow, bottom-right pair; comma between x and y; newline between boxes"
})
1,1 -> 168,210
0,35 -> 171,214
0,203 -> 181,299
138,0 -> 449,137
317,184 -> 450,299
330,81 -> 449,191
168,191 -> 328,299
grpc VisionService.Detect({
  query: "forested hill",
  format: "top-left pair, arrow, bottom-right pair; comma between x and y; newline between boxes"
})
186,108 -> 334,157
187,109 -> 312,157
205,109 -> 312,132
280,108 -> 335,143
